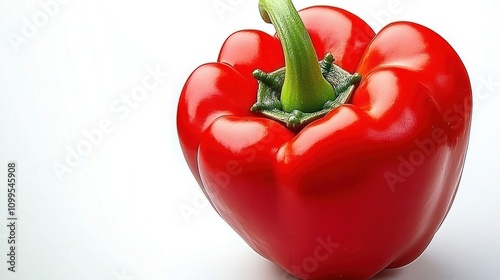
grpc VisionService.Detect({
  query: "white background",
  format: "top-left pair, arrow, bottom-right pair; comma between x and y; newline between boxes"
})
0,0 -> 499,279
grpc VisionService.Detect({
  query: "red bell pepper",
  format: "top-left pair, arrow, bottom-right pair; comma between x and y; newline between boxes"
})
177,0 -> 472,279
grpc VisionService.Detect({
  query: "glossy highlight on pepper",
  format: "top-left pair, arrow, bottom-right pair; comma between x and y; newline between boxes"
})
176,0 -> 472,279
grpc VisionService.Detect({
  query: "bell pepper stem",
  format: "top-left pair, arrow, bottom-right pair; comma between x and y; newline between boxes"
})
259,0 -> 335,113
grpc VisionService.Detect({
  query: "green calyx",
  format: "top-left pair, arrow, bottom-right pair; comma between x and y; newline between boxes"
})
251,53 -> 361,128
251,0 -> 361,129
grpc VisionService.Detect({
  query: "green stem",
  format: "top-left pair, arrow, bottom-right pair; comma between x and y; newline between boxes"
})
258,0 -> 335,113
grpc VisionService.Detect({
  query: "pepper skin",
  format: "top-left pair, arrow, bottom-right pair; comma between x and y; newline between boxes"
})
176,3 -> 472,280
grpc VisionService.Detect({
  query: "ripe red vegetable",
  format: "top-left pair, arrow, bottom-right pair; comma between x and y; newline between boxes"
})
177,0 -> 472,278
